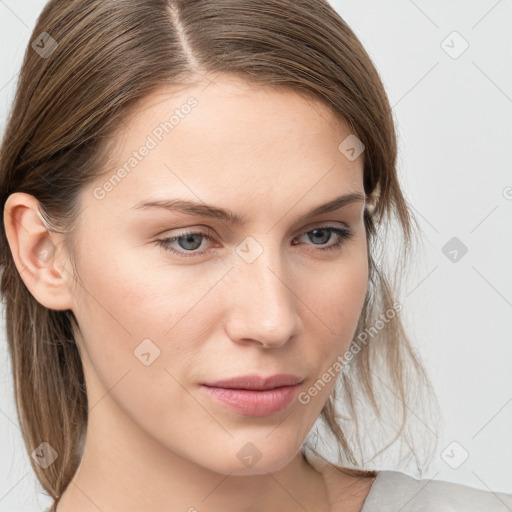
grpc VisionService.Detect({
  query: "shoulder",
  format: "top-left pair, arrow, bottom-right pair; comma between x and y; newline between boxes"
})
362,470 -> 512,512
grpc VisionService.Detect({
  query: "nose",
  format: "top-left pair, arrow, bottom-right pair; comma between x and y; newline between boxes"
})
224,245 -> 302,349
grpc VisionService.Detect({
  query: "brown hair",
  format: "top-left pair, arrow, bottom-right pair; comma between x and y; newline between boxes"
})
0,0 -> 438,506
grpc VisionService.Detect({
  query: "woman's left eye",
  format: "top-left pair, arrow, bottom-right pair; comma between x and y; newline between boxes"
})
156,225 -> 354,257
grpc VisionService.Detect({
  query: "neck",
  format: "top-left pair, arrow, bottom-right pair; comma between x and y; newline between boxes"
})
55,395 -> 330,512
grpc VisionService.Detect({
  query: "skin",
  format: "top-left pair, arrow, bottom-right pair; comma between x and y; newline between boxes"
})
4,75 -> 377,511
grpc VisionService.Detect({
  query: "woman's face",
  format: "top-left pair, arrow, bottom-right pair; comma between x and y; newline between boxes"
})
69,75 -> 369,475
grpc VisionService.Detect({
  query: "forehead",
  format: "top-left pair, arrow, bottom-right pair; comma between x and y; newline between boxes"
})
86,76 -> 364,217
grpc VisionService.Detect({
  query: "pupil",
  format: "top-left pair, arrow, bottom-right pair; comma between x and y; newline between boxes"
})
310,228 -> 330,244
180,234 -> 202,250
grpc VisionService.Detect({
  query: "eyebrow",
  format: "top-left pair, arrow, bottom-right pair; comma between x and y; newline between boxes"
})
131,191 -> 366,225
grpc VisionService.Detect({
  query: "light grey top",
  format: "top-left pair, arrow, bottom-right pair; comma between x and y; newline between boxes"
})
360,469 -> 512,512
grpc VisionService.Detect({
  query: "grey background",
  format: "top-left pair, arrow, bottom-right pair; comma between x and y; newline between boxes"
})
0,0 -> 511,510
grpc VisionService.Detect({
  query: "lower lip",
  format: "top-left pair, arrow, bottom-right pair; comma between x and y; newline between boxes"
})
200,384 -> 301,416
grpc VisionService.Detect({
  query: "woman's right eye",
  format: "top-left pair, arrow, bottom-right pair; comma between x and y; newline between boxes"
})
156,230 -> 215,257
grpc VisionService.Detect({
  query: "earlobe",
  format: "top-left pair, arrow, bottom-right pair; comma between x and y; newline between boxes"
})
3,192 -> 75,311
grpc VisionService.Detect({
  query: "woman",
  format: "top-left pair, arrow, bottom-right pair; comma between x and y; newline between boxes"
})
1,1 -> 510,511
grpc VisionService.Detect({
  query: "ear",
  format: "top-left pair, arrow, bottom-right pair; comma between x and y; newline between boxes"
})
366,182 -> 381,214
3,192 -> 75,311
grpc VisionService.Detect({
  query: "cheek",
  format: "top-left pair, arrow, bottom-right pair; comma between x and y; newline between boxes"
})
70,237 -> 229,393
299,249 -> 368,339
73,235 -> 217,336
295,251 -> 369,401
292,255 -> 368,411
70,247 -> 221,435
326,262 -> 368,336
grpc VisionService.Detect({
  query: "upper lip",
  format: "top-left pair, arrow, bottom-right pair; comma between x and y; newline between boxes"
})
202,374 -> 304,391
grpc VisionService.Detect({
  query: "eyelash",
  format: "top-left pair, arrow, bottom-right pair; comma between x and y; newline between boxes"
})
156,225 -> 354,258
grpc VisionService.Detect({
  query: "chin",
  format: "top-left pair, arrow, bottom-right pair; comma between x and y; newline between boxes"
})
210,439 -> 301,476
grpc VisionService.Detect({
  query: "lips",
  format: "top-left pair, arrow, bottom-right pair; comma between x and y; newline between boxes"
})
202,373 -> 304,391
200,374 -> 305,416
